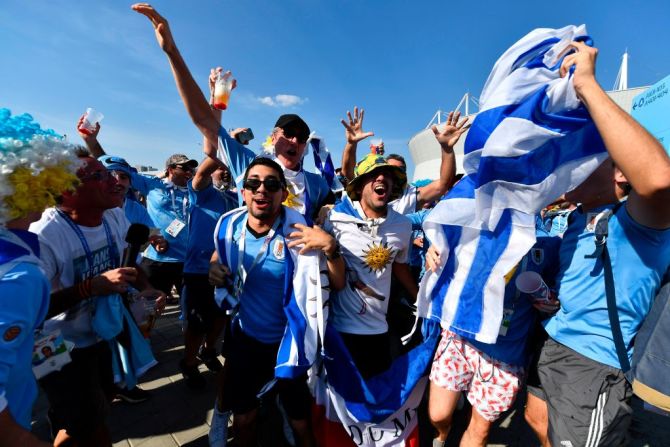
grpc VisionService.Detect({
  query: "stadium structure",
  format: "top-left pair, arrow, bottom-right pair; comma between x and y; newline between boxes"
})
409,52 -> 649,182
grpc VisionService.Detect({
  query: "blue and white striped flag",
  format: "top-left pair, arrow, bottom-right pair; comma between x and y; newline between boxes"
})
417,25 -> 609,343
310,134 -> 343,192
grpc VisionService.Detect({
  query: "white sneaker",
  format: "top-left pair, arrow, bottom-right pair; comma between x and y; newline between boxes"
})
209,400 -> 231,447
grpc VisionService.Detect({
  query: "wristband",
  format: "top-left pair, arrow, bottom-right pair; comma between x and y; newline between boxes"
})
325,244 -> 341,261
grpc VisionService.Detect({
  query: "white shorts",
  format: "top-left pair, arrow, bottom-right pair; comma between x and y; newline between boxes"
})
430,329 -> 524,422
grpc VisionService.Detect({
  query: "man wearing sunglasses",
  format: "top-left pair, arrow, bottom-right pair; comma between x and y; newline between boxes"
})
30,151 -> 166,447
133,4 -> 333,226
207,157 -> 343,446
78,118 -> 198,301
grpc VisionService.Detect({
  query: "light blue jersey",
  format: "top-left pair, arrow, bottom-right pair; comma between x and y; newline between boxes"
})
131,173 -> 189,262
469,232 -> 560,366
544,203 -> 670,369
230,217 -> 287,344
184,182 -> 237,274
123,198 -> 155,228
0,230 -> 50,429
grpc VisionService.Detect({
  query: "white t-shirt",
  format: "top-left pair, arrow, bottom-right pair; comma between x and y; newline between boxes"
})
389,184 -> 418,215
30,207 -> 130,348
324,201 -> 411,335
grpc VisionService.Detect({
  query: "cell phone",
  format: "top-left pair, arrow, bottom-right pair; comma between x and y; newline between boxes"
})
235,128 -> 254,145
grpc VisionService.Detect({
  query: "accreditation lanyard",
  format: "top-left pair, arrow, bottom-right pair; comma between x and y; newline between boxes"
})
233,215 -> 282,299
168,186 -> 189,224
57,210 -> 119,277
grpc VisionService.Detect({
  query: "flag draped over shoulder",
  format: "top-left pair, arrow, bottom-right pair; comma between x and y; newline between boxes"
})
417,25 -> 609,343
213,206 -> 326,378
309,197 -> 440,447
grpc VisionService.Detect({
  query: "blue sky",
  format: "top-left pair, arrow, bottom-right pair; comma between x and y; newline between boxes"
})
2,0 -> 669,176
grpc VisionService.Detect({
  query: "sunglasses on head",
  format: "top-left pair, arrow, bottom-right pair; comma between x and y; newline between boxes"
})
243,177 -> 284,192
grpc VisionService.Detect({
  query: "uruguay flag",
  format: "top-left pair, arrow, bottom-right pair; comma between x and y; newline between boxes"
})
310,197 -> 441,446
310,134 -> 344,193
417,25 -> 609,343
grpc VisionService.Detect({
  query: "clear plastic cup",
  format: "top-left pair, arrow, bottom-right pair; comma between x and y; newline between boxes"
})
213,73 -> 234,110
515,271 -> 550,302
78,108 -> 104,135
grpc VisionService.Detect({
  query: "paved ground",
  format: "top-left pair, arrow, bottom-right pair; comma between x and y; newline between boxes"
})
30,302 -> 670,446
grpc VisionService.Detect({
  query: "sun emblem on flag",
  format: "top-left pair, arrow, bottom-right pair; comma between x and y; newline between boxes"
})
283,184 -> 302,210
362,242 -> 393,272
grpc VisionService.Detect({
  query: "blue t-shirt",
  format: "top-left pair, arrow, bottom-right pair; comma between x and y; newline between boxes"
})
233,219 -> 287,344
0,232 -> 50,429
469,232 -> 561,366
123,198 -> 155,228
216,126 -> 331,223
131,173 -> 189,263
184,182 -> 237,274
544,204 -> 670,369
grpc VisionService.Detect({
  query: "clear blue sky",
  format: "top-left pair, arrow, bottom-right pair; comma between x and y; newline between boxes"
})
2,0 -> 669,176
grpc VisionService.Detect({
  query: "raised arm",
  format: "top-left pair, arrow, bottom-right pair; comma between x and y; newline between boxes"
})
562,42 -> 670,229
340,107 -> 374,181
77,114 -> 106,157
132,3 -> 219,143
417,111 -> 469,208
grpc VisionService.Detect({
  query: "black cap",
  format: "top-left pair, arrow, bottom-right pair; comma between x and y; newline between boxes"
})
274,114 -> 310,142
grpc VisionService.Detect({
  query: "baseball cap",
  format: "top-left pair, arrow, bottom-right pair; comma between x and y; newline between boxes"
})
274,114 -> 310,143
345,153 -> 407,201
98,155 -> 136,176
165,154 -> 198,170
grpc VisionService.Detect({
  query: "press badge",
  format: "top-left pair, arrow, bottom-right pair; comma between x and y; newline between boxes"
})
32,330 -> 73,379
165,219 -> 186,237
499,308 -> 514,336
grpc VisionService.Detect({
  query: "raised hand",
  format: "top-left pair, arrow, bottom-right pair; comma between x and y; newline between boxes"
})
76,113 -> 100,140
341,106 -> 374,145
131,3 -> 176,54
559,41 -> 599,101
431,111 -> 470,149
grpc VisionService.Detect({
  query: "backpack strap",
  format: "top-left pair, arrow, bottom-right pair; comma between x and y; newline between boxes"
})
585,202 -> 632,375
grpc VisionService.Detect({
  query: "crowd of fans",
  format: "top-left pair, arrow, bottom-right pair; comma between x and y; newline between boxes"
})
1,4 -> 670,447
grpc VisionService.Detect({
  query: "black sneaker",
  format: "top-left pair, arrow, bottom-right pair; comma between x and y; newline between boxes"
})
179,359 -> 206,389
115,386 -> 151,404
198,347 -> 223,372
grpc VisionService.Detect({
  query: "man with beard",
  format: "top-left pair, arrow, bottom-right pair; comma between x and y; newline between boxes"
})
293,153 -> 414,378
208,157 -> 344,446
132,3 -> 333,225
30,151 -> 165,447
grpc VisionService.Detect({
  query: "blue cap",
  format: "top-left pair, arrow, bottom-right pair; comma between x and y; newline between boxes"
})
98,155 -> 136,177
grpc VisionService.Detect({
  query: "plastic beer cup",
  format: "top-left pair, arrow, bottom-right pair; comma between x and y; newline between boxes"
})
213,73 -> 234,110
515,271 -> 550,302
78,108 -> 104,135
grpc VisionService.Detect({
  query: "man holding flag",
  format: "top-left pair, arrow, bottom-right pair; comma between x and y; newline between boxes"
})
208,157 -> 344,447
526,42 -> 670,447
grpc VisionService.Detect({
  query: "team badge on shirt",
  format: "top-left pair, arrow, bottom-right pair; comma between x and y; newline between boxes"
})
273,239 -> 285,260
531,248 -> 544,265
2,325 -> 21,343
362,241 -> 394,273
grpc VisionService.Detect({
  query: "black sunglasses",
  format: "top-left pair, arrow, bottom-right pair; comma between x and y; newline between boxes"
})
280,128 -> 308,144
171,164 -> 194,172
243,177 -> 284,192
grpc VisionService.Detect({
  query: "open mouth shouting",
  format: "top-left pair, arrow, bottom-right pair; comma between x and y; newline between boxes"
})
372,181 -> 389,200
